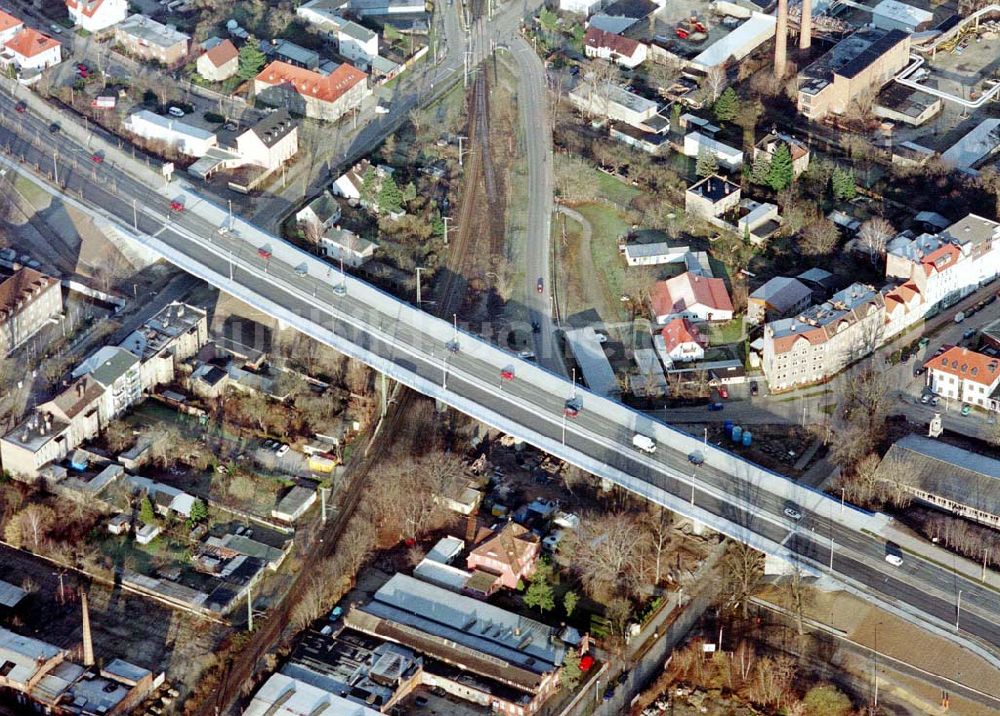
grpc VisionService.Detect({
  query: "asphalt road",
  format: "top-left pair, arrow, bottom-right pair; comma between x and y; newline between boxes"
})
2,91 -> 1000,667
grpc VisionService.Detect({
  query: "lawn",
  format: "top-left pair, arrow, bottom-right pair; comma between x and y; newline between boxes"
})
593,169 -> 641,207
706,318 -> 745,346
13,174 -> 50,207
576,203 -> 630,318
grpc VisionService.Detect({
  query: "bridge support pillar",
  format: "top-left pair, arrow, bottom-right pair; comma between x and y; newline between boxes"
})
764,553 -> 796,576
435,398 -> 448,413
378,372 -> 390,418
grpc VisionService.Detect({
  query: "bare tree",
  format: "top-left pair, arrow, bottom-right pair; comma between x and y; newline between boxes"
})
857,217 -> 895,264
640,505 -> 673,586
723,541 -> 763,618
345,360 -> 372,395
703,65 -> 726,103
562,510 -> 648,601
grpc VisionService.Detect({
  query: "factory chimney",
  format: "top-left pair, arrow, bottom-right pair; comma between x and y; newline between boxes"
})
800,0 -> 813,49
81,590 -> 95,667
774,0 -> 788,78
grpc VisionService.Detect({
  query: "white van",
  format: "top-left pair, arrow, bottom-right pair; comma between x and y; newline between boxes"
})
167,106 -> 186,117
632,434 -> 656,454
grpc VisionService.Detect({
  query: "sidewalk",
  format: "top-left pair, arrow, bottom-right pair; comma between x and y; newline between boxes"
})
880,522 -> 1000,592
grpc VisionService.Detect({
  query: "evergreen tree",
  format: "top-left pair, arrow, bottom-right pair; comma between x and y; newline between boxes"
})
139,496 -> 156,525
560,653 -> 583,690
766,142 -> 795,191
189,499 -> 208,523
401,181 -> 417,204
431,212 -> 445,237
750,153 -> 771,186
831,166 -> 857,200
523,579 -> 555,613
695,147 -> 718,177
237,37 -> 267,81
564,590 -> 579,618
377,175 -> 403,214
670,102 -> 682,135
359,166 -> 379,207
713,87 -> 739,123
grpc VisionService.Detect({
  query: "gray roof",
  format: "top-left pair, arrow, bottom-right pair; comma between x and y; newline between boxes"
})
118,14 -> 190,47
0,628 -> 62,687
340,19 -> 376,42
750,277 -> 813,313
0,580 -> 27,608
247,108 -> 297,148
102,658 -> 152,685
360,573 -> 565,674
564,326 -> 619,398
877,435 -> 1000,518
796,267 -> 837,287
89,346 -> 139,387
939,214 -> 1000,249
769,282 -> 880,339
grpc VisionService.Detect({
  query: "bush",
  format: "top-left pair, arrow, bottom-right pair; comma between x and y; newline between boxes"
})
204,111 -> 225,124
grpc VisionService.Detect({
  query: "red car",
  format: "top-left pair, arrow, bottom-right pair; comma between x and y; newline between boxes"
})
90,152 -> 104,164
257,245 -> 273,260
169,200 -> 184,212
718,386 -> 728,399
564,398 -> 582,418
500,368 -> 514,381
14,101 -> 26,113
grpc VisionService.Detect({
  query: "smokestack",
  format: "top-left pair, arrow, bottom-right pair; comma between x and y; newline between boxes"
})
81,590 -> 94,667
800,0 -> 812,49
774,0 -> 788,78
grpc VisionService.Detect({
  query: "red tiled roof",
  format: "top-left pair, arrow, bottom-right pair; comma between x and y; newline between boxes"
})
0,8 -> 22,34
920,243 -> 960,276
255,60 -> 366,105
883,280 -> 922,316
4,27 -> 60,58
66,0 -> 106,19
651,272 -> 733,318
926,346 -> 1000,387
203,38 -> 237,68
0,267 -> 57,320
660,317 -> 706,353
584,26 -> 641,57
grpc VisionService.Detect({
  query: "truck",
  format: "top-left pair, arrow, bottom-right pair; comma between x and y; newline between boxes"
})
709,0 -> 751,18
954,311 -> 966,323
632,434 -> 656,454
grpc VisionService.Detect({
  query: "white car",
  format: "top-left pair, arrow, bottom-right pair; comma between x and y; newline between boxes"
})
885,554 -> 903,566
275,444 -> 290,458
375,104 -> 390,114
168,106 -> 186,117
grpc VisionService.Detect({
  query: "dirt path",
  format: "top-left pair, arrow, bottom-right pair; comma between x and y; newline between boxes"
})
556,205 -> 611,323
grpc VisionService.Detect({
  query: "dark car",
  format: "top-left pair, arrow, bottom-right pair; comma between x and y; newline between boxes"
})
914,366 -> 925,377
617,670 -> 630,685
749,380 -> 759,397
707,402 -> 724,412
564,397 -> 582,417
536,277 -> 544,293
414,695 -> 428,707
14,100 -> 26,113
603,684 -> 616,701
48,123 -> 60,133
532,320 -> 541,333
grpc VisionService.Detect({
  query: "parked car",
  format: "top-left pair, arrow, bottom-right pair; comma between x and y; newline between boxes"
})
718,386 -> 729,399
914,366 -> 925,377
275,444 -> 290,457
603,685 -> 616,701
961,404 -> 972,416
920,394 -> 930,404
262,439 -> 279,451
707,402 -> 724,412
963,329 -> 976,340
167,106 -> 186,117
749,380 -> 759,396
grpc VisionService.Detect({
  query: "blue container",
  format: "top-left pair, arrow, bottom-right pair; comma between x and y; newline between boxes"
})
742,431 -> 753,447
724,420 -> 734,436
731,425 -> 743,443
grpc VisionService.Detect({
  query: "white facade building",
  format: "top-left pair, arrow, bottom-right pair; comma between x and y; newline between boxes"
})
66,0 -> 128,33
123,110 -> 218,157
683,132 -> 743,171
338,20 -> 378,65
926,346 -> 1000,412
3,28 -> 61,71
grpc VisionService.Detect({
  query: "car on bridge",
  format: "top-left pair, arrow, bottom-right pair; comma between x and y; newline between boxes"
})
500,367 -> 515,381
783,503 -> 802,521
90,152 -> 104,164
258,245 -> 273,260
564,397 -> 582,417
14,101 -> 26,113
169,199 -> 184,212
687,450 -> 704,466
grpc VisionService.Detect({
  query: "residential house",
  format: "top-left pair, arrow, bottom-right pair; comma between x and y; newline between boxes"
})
683,132 -> 743,171
651,272 -> 734,324
763,283 -> 885,392
338,20 -> 378,66
118,302 -> 208,390
0,268 -> 62,355
925,346 -> 1000,412
3,28 -> 61,71
609,121 -> 670,154
271,486 -> 317,523
346,574 -> 565,714
753,131 -> 810,177
747,277 -> 813,326
295,0 -> 349,32
685,175 -> 740,221
331,159 -> 370,200
584,26 -> 646,68
797,28 -> 910,120
736,199 -> 782,245
295,192 -> 342,236
874,435 -> 999,530
659,317 -> 706,365
881,279 -> 924,339
0,10 -> 23,45
319,228 -> 376,267
66,0 -> 128,33
196,38 -> 238,81
254,60 -> 370,123
123,110 -> 218,157
126,474 -> 196,519
188,110 -> 299,180
114,15 -> 191,66
465,522 -> 540,593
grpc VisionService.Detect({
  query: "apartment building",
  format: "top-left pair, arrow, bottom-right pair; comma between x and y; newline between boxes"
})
114,14 -> 190,66
118,302 -> 208,390
0,268 -> 62,355
254,60 -> 370,123
925,346 -> 1000,412
747,277 -> 813,326
763,283 -> 885,391
797,28 -> 910,120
